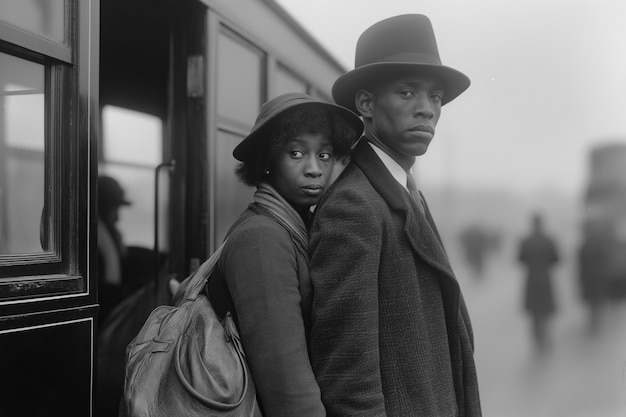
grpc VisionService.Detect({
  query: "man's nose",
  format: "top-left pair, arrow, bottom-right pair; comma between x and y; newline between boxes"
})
413,94 -> 435,119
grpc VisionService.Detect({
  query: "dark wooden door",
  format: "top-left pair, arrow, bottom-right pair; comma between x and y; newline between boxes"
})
0,0 -> 99,415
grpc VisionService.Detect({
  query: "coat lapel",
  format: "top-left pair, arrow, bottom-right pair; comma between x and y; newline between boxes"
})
352,140 -> 457,281
351,140 -> 471,411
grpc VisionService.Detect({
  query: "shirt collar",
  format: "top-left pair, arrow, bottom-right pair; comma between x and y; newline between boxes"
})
367,142 -> 413,189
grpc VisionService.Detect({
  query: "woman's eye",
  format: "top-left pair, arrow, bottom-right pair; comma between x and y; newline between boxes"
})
400,90 -> 414,98
290,150 -> 304,158
319,152 -> 332,161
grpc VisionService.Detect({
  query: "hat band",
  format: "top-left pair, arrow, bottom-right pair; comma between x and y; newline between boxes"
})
373,52 -> 442,65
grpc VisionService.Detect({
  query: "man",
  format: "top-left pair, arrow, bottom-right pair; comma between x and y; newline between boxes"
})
309,14 -> 481,416
97,175 -> 131,322
518,213 -> 559,351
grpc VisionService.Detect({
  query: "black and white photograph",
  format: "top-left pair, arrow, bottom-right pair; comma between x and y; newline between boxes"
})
1,1 -> 625,416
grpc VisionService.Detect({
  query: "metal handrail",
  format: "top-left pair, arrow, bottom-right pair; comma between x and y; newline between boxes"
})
154,160 -> 175,300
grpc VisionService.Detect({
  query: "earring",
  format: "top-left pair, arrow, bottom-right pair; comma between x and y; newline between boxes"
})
265,169 -> 270,175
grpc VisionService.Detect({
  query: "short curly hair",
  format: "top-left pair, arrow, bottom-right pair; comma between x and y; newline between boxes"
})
236,105 -> 359,186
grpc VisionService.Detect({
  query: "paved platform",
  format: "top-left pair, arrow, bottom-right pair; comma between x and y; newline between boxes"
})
458,252 -> 626,417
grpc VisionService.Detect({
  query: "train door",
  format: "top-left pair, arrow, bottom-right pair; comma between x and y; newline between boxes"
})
99,0 -> 175,295
96,0 -> 196,415
0,0 -> 98,416
99,0 -> 209,282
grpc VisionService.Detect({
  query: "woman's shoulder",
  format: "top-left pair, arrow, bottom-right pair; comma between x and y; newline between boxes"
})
227,209 -> 290,246
219,209 -> 298,272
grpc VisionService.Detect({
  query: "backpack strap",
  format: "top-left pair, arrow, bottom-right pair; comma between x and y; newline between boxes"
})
171,238 -> 229,305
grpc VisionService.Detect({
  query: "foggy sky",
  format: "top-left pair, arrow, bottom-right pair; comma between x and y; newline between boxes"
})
275,0 -> 626,198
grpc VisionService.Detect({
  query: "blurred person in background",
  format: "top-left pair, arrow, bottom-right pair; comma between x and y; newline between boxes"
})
97,175 -> 131,323
577,220 -> 611,334
460,224 -> 501,280
517,212 -> 560,352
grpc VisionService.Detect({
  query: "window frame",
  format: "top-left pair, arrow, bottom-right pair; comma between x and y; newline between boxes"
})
0,2 -> 72,64
0,0 -> 89,303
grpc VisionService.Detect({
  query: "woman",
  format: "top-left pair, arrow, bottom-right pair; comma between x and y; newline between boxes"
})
208,93 -> 362,416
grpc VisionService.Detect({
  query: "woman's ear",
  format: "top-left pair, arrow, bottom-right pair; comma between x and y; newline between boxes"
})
355,89 -> 374,118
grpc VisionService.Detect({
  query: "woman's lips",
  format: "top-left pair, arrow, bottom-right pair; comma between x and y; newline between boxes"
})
302,185 -> 323,196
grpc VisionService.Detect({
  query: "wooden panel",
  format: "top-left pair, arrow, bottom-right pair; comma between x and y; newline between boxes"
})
0,316 -> 93,417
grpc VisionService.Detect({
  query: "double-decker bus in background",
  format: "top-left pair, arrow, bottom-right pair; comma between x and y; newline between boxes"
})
582,142 -> 626,299
0,1 -> 346,415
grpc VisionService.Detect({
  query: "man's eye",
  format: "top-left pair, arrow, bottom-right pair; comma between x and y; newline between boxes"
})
431,92 -> 444,102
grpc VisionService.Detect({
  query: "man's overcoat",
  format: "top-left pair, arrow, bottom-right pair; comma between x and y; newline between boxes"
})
309,139 -> 481,417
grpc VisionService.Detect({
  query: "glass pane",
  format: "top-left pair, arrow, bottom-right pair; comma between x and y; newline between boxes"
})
273,65 -> 307,97
0,53 -> 45,254
100,106 -> 165,253
102,106 -> 162,166
0,0 -> 66,44
214,129 -> 254,246
217,31 -> 263,126
99,166 -> 167,251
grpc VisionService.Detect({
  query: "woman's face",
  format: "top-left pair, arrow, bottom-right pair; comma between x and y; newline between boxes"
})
268,132 -> 334,209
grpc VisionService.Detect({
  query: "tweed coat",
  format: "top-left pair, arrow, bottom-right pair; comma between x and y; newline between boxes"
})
309,139 -> 481,417
209,204 -> 325,417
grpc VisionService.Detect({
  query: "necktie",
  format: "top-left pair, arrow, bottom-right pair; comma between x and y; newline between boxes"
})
406,173 -> 425,215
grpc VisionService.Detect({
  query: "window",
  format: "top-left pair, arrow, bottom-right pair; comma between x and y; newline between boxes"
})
0,0 -> 91,301
0,0 -> 67,44
0,53 -> 45,255
100,105 -> 165,250
217,29 -> 264,127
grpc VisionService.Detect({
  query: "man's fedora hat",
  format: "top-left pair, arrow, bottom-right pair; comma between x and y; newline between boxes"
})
233,92 -> 363,163
332,14 -> 470,112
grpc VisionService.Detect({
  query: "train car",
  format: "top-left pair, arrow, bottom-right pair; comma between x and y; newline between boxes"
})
0,0 -> 347,415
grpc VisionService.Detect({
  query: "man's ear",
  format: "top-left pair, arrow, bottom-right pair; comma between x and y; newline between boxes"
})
355,89 -> 374,118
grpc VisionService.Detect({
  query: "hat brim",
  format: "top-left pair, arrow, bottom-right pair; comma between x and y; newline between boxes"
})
233,101 -> 363,163
332,62 -> 470,112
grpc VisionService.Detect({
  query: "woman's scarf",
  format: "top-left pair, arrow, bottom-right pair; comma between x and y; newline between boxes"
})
253,182 -> 308,257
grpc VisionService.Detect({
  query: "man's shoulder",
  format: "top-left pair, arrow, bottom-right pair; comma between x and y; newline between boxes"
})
322,163 -> 371,200
315,163 -> 387,216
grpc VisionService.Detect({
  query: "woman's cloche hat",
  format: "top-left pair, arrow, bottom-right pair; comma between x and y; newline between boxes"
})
233,92 -> 363,163
332,14 -> 470,112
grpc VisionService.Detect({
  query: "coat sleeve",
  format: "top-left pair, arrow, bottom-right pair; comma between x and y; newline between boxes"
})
309,187 -> 387,417
221,219 -> 325,417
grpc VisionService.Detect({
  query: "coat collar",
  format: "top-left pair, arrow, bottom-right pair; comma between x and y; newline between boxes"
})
352,139 -> 457,280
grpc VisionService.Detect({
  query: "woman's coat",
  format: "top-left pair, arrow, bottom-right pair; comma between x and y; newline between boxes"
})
209,205 -> 324,417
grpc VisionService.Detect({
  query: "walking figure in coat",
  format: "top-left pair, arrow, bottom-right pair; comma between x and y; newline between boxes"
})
308,14 -> 482,416
517,212 -> 560,351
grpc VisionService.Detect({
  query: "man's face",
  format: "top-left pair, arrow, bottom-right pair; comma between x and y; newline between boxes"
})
102,207 -> 120,225
368,75 -> 443,157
